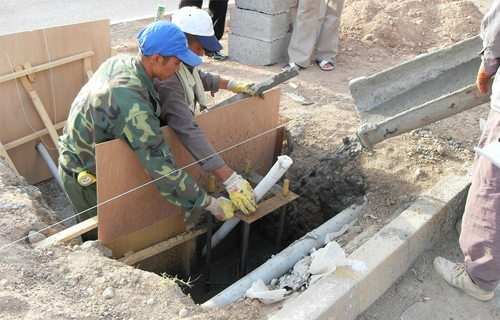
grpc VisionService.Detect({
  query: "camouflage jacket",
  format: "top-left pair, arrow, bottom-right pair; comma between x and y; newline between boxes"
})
58,55 -> 210,219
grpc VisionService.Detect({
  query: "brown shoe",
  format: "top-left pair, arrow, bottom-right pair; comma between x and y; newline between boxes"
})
433,257 -> 494,301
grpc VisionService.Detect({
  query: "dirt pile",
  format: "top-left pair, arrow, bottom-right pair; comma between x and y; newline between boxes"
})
0,0 -> 489,319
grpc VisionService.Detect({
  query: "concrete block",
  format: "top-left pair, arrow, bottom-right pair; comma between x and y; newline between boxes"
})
236,0 -> 290,14
228,32 -> 291,66
230,7 -> 289,41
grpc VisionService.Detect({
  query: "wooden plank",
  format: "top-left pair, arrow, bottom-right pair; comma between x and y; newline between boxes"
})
33,216 -> 99,248
83,56 -> 93,81
235,192 -> 299,224
103,211 -> 187,259
0,20 -> 110,184
14,65 -> 60,148
0,51 -> 95,84
3,121 -> 66,150
96,88 -> 281,248
0,142 -> 19,175
118,228 -> 206,265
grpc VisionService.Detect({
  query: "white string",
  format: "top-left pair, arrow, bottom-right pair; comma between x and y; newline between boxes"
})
42,28 -> 59,151
0,123 -> 287,250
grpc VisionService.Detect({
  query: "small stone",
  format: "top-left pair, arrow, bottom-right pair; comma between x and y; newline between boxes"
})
28,230 -> 45,244
415,168 -> 422,178
102,286 -> 115,299
179,308 -> 188,317
146,298 -> 154,305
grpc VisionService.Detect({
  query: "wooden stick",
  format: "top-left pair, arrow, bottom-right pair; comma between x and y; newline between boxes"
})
0,142 -> 19,175
0,51 -> 94,84
3,121 -> 66,150
83,57 -> 93,81
33,216 -> 98,248
118,228 -> 206,265
14,65 -> 60,148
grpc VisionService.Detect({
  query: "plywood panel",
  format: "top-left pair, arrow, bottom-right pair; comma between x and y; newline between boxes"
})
0,20 -> 111,184
96,88 -> 281,247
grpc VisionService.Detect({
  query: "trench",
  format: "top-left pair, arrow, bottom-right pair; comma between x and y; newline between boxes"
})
34,138 -> 366,305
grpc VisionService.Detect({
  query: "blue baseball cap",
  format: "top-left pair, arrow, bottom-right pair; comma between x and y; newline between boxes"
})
137,21 -> 202,67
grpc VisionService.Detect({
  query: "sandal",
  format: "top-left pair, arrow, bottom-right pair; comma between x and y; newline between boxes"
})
317,60 -> 334,71
282,62 -> 303,72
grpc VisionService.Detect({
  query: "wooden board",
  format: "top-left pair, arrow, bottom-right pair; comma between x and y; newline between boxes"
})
0,20 -> 111,184
96,88 -> 281,250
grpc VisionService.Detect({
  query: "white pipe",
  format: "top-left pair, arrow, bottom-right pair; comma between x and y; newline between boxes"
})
253,155 -> 294,202
202,201 -> 364,308
37,143 -> 63,190
202,155 -> 294,256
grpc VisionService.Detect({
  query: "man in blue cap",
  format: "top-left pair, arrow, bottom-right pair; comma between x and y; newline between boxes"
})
154,7 -> 258,218
58,21 -> 235,241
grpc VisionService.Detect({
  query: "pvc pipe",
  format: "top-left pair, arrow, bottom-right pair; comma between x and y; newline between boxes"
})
202,201 -> 364,308
253,155 -> 293,203
37,143 -> 63,190
202,155 -> 294,256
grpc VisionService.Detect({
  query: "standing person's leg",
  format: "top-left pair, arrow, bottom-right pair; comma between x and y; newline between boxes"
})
205,0 -> 229,60
434,109 -> 500,301
179,0 -> 202,9
286,0 -> 323,68
208,0 -> 228,40
315,0 -> 345,70
460,109 -> 500,292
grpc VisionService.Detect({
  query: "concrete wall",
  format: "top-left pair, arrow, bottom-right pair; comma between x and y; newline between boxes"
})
229,0 -> 298,65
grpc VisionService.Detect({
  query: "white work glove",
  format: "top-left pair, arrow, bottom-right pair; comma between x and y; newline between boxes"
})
223,172 -> 257,215
205,196 -> 236,221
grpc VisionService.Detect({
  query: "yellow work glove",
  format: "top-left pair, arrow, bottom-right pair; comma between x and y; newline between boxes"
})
227,79 -> 257,96
205,196 -> 236,221
477,62 -> 495,94
223,172 -> 257,215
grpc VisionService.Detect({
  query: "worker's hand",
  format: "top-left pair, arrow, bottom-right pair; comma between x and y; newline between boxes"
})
205,196 -> 236,221
223,172 -> 257,215
477,63 -> 494,94
227,80 -> 260,97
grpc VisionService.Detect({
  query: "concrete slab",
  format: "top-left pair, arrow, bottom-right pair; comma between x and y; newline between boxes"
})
270,171 -> 472,320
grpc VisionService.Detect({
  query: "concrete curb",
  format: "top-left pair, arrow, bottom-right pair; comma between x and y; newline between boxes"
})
270,171 -> 472,320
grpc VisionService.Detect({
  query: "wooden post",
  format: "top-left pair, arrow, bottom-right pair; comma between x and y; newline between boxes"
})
14,65 -> 60,149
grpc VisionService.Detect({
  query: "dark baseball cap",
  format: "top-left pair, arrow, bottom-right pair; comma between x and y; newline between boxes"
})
137,21 -> 202,67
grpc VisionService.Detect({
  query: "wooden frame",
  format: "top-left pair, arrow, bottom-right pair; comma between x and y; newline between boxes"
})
0,20 -> 110,184
96,88 -> 282,260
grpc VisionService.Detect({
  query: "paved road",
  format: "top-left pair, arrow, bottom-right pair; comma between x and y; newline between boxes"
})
0,0 -> 187,36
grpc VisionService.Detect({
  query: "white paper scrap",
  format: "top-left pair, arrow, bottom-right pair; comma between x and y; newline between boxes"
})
246,279 -> 288,304
309,241 -> 351,284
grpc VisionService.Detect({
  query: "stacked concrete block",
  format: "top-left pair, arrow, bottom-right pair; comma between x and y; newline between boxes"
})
228,0 -> 296,66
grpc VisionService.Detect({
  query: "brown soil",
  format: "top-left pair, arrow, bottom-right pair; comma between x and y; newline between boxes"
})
0,1 -> 490,319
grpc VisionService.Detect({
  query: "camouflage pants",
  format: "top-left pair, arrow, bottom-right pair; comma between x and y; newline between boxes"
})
58,165 -> 98,241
